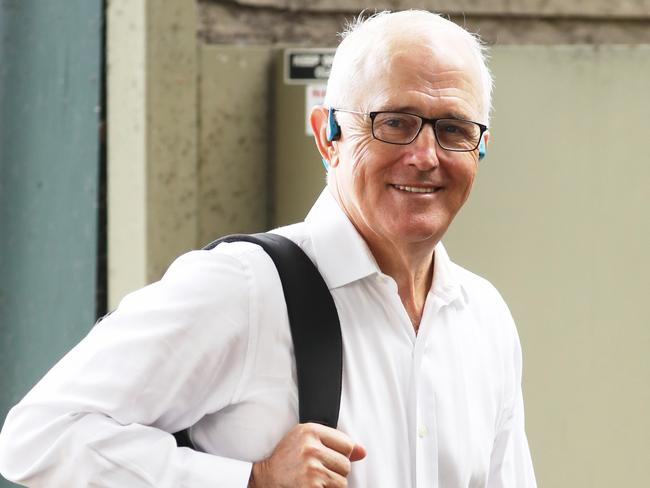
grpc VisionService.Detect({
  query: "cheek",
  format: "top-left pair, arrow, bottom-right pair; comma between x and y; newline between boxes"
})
450,159 -> 477,196
344,136 -> 375,187
347,131 -> 373,165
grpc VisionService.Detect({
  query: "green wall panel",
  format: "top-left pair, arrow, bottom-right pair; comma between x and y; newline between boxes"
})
0,5 -> 103,486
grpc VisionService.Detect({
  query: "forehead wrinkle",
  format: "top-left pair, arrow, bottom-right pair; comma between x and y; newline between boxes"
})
340,24 -> 484,122
368,77 -> 482,121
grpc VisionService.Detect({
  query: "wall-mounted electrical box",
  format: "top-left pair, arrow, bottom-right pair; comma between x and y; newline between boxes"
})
272,48 -> 335,226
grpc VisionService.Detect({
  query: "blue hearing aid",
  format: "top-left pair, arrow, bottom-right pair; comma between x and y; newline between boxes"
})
478,136 -> 486,160
326,107 -> 341,141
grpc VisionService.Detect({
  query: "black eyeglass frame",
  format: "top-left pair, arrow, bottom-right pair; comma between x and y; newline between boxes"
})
333,108 -> 488,152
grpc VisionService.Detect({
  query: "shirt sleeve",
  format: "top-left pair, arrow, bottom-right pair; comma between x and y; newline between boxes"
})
486,327 -> 537,488
0,247 -> 258,488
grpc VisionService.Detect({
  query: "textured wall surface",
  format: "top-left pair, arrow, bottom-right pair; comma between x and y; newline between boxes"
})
217,0 -> 650,16
108,0 -> 199,307
198,45 -> 272,244
144,2 -> 199,282
199,0 -> 650,45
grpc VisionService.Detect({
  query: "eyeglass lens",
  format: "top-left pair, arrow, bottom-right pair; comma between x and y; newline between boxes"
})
372,112 -> 481,150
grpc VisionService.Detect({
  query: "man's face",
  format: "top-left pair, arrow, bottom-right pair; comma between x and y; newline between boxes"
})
328,36 -> 485,250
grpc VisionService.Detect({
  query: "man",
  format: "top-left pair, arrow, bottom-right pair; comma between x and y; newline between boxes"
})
0,10 -> 536,488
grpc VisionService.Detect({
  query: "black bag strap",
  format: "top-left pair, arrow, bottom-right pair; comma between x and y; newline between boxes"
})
175,233 -> 343,448
207,233 -> 343,427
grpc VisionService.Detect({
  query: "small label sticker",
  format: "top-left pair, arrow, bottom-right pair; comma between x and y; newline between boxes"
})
305,84 -> 327,136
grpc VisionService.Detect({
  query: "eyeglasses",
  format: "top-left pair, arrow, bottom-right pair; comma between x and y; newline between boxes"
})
333,109 -> 487,152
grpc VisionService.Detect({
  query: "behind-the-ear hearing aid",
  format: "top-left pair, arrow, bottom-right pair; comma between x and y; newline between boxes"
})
326,108 -> 341,142
478,136 -> 486,161
321,157 -> 330,171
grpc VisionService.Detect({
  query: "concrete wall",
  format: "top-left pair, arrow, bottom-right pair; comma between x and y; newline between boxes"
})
198,46 -> 272,245
198,0 -> 650,45
107,0 -> 198,305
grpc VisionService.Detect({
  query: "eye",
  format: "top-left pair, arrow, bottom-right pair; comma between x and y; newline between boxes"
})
385,117 -> 404,128
375,113 -> 419,130
372,112 -> 422,143
441,123 -> 464,135
379,115 -> 409,128
437,120 -> 476,139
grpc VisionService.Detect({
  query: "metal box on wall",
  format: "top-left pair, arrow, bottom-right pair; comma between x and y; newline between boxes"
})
272,48 -> 335,227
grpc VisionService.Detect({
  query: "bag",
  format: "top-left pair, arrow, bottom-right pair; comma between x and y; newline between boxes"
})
174,233 -> 343,449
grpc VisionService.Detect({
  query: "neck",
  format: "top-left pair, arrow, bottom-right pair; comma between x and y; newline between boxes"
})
366,234 -> 435,332
328,183 -> 438,332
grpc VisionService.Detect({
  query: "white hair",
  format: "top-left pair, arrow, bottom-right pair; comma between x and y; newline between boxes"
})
324,10 -> 494,124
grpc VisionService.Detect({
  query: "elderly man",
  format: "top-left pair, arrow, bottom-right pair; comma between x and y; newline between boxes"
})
0,10 -> 536,488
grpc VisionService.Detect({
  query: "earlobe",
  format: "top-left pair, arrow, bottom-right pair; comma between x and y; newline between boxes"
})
328,150 -> 340,168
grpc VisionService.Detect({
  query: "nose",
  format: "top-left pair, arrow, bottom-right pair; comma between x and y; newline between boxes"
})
407,122 -> 440,171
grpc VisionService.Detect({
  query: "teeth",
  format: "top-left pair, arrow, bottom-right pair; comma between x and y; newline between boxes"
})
393,184 -> 436,194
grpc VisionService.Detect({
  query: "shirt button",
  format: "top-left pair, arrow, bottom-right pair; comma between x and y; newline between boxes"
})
418,424 -> 428,438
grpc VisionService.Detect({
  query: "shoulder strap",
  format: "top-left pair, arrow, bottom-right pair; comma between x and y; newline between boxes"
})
206,233 -> 343,428
174,233 -> 343,449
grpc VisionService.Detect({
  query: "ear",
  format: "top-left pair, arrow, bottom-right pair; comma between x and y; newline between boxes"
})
310,106 -> 340,168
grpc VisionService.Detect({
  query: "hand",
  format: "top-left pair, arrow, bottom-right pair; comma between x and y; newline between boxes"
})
248,422 -> 366,488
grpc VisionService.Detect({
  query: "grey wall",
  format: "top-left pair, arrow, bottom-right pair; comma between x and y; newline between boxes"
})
198,0 -> 650,45
0,5 -> 103,488
444,45 -> 650,488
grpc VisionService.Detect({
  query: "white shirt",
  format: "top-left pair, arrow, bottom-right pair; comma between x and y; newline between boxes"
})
0,189 -> 536,488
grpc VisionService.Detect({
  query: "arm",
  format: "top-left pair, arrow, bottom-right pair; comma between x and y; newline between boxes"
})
486,331 -> 537,488
0,249 -> 255,487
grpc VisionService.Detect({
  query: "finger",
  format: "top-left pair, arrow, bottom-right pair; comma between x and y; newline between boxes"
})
323,466 -> 349,488
319,446 -> 352,477
349,443 -> 366,462
309,423 -> 355,457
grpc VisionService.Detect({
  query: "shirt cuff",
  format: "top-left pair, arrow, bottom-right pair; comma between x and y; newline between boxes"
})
174,448 -> 253,488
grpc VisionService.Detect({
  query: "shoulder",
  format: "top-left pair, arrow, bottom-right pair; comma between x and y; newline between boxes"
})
450,261 -> 519,339
196,221 -> 313,280
453,262 -> 507,307
165,222 -> 314,309
111,226 -> 311,325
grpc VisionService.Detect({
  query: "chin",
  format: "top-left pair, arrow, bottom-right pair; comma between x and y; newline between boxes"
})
389,219 -> 449,245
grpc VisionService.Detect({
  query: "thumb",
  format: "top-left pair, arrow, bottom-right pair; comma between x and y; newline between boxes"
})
349,443 -> 366,462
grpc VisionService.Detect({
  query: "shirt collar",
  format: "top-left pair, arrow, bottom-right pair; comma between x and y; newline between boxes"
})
305,188 -> 467,308
430,241 -> 466,308
305,189 -> 379,290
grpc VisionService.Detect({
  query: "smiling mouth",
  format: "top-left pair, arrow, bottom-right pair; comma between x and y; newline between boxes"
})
391,184 -> 441,194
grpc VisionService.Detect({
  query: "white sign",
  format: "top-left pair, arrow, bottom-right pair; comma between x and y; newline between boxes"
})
305,84 -> 327,136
